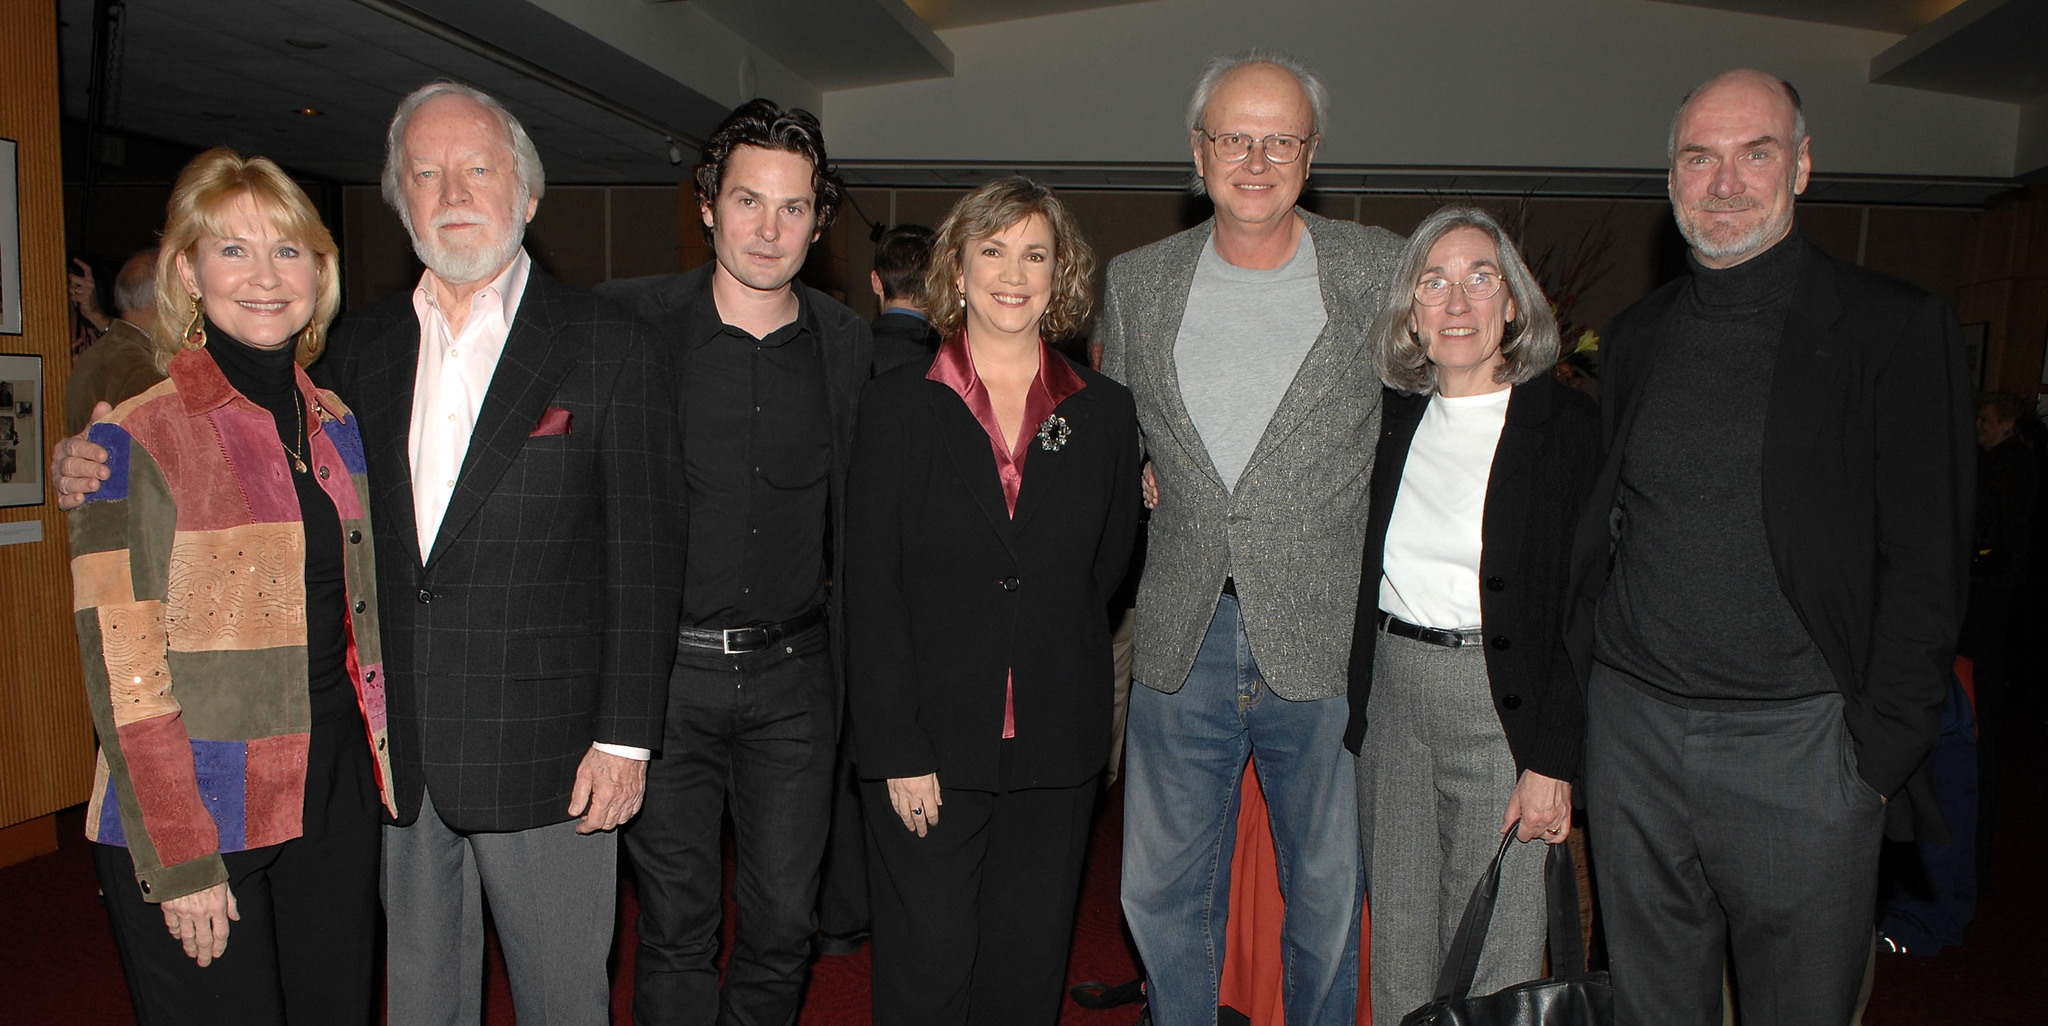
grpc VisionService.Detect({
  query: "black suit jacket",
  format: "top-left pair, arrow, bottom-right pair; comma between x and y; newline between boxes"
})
1564,238 -> 1973,841
870,311 -> 941,376
596,265 -> 873,695
844,357 -> 1142,792
1345,378 -> 1600,781
314,266 -> 686,831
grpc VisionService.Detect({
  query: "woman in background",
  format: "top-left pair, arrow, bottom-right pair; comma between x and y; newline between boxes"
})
71,148 -> 392,1026
1345,205 -> 1596,1021
845,176 -> 1141,1024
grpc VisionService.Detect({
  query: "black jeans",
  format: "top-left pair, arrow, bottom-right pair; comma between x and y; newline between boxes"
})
626,623 -> 837,1026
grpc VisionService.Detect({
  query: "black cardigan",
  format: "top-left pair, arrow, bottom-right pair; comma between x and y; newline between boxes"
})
844,357 -> 1143,792
1345,376 -> 1600,782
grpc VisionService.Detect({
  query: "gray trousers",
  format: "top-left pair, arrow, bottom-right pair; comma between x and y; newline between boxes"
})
1357,630 -> 1547,1023
1585,663 -> 1885,1026
384,788 -> 619,1026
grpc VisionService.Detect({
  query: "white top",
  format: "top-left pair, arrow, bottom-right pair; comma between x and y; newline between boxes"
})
1173,230 -> 1325,492
1379,387 -> 1512,630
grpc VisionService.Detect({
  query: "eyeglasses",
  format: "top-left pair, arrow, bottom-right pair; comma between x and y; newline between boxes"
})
1413,272 -> 1504,306
1195,129 -> 1318,164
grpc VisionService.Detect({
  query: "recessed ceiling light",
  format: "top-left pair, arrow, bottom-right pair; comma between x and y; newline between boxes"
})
284,38 -> 328,50
293,108 -> 323,117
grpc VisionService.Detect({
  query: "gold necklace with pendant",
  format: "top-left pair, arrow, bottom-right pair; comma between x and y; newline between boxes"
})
281,389 -> 310,473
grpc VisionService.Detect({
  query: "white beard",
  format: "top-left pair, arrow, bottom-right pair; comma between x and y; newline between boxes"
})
409,208 -> 526,286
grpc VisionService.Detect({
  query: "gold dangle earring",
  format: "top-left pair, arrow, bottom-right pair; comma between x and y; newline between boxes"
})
181,294 -> 208,350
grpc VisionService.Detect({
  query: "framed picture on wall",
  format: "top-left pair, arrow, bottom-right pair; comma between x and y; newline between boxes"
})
0,138 -> 20,335
0,353 -> 42,506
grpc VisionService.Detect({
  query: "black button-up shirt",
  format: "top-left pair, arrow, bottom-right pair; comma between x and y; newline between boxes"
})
678,274 -> 832,627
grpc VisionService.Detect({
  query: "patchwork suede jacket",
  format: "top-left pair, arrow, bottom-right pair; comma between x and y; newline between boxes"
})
71,347 -> 395,903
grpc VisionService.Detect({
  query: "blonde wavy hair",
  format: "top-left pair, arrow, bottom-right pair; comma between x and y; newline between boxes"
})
153,148 -> 341,370
924,176 -> 1096,343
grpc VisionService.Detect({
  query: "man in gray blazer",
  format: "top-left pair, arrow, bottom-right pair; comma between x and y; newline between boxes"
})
1095,51 -> 1400,1026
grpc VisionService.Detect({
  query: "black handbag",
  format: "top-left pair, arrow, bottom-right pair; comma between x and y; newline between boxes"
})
1398,824 -> 1612,1025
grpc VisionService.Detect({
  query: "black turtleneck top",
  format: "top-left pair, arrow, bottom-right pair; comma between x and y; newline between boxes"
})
1593,228 -> 1837,704
203,321 -> 356,729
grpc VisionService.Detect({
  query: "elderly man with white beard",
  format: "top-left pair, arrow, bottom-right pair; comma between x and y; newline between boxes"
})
55,80 -> 685,1026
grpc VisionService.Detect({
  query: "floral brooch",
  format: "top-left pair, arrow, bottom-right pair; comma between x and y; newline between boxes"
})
1036,414 -> 1072,452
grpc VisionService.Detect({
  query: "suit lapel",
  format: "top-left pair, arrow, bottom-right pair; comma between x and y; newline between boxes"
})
1012,388 -> 1090,536
354,310 -> 426,571
425,274 -> 580,568
1144,223 -> 1228,492
929,383 -> 1023,561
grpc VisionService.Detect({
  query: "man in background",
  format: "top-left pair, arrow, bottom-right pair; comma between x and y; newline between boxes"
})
866,223 -> 940,374
64,248 -> 164,435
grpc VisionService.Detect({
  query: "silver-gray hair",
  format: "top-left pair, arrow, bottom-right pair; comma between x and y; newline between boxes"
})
1666,72 -> 1807,163
1375,205 -> 1561,396
110,248 -> 158,319
1184,49 -> 1329,197
380,81 -> 546,230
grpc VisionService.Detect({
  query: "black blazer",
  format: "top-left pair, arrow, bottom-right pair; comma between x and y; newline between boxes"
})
1345,377 -> 1599,781
1563,238 -> 1973,841
314,267 -> 686,832
871,311 -> 941,376
597,264 -> 874,694
845,356 -> 1142,792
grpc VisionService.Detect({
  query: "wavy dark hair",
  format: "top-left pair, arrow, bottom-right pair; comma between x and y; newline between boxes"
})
694,98 -> 842,237
925,176 -> 1096,343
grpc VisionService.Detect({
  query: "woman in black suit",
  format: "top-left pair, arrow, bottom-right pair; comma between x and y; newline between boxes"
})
1343,205 -> 1599,1021
844,176 -> 1141,1025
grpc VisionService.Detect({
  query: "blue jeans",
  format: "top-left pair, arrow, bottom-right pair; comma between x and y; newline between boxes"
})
1122,593 -> 1362,1026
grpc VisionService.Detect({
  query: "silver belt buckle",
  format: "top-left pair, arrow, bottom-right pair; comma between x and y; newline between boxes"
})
721,627 -> 750,655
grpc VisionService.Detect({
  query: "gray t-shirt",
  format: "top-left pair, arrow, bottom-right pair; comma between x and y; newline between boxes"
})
1174,230 -> 1326,492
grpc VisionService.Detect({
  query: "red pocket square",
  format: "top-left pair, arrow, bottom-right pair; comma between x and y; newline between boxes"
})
531,407 -> 572,437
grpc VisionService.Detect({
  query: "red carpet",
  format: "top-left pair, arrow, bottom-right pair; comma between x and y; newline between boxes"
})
6,740 -> 2045,1025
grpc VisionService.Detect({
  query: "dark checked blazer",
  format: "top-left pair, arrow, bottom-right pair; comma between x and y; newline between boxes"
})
313,263 -> 686,832
844,355 -> 1143,793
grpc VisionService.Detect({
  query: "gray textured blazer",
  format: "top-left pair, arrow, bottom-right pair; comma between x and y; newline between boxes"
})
1095,210 -> 1403,701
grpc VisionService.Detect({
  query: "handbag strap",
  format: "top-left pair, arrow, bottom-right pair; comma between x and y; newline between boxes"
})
1429,821 -> 1591,1002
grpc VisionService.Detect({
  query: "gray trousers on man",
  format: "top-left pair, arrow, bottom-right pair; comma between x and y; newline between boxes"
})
1585,663 -> 1885,1026
384,789 -> 619,1026
1358,632 -> 1547,1023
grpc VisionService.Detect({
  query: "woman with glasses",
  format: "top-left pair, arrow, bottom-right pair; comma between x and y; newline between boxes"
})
1342,205 -> 1597,1020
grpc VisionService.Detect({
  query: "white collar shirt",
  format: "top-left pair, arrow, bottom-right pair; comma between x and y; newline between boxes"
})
408,248 -> 531,557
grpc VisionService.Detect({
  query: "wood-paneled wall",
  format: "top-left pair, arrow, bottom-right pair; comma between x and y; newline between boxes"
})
0,1 -> 95,854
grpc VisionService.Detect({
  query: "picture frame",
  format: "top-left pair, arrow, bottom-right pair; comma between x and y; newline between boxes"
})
0,138 -> 19,336
0,353 -> 43,506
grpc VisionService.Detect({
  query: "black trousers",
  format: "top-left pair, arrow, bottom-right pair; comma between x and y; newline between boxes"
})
862,769 -> 1098,1026
96,718 -> 380,1026
1585,663 -> 1885,1026
627,624 -> 837,1026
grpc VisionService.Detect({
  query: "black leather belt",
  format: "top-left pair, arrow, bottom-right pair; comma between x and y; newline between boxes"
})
678,608 -> 825,655
1379,611 -> 1484,649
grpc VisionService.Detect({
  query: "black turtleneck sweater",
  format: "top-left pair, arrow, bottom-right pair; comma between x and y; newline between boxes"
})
204,322 -> 356,729
1593,229 -> 1837,704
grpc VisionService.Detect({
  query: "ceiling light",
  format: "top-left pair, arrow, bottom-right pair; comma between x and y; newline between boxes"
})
293,108 -> 323,117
